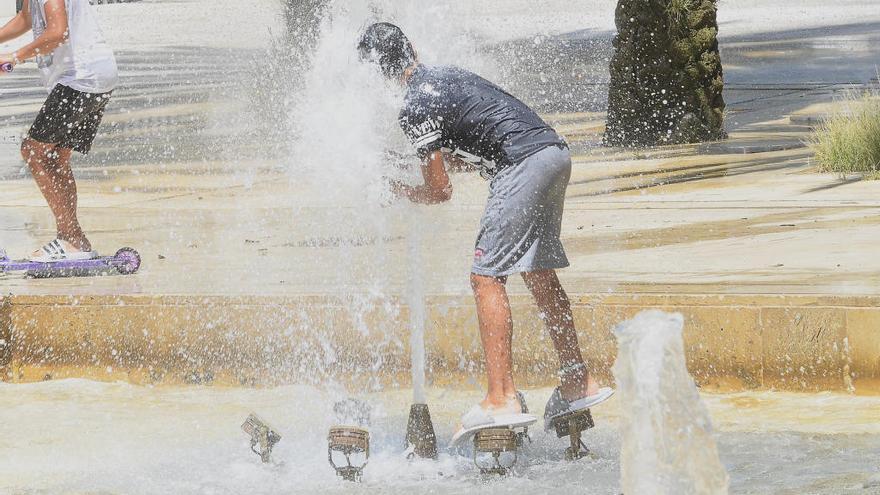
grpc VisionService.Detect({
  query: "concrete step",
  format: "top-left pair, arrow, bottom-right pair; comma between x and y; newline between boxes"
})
2,293 -> 877,393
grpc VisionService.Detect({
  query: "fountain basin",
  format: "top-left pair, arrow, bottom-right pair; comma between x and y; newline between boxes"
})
0,381 -> 877,494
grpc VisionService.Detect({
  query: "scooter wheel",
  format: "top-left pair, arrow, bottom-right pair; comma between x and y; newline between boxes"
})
114,247 -> 141,275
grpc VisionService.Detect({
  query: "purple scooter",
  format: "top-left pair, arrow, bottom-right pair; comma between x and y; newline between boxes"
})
0,247 -> 141,278
0,64 -> 140,277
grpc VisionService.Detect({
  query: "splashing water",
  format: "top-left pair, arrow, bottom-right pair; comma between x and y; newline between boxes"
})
286,0 -> 492,207
287,2 -> 397,207
277,2 -> 405,390
279,0 -> 496,392
407,210 -> 427,404
613,310 -> 730,495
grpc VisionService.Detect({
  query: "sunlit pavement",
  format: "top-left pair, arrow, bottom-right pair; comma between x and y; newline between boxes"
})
1,2 -> 880,494
1,1 -> 879,297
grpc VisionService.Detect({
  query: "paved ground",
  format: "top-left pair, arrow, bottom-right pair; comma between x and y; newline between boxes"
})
3,128 -> 880,298
0,0 -> 879,299
1,381 -> 878,495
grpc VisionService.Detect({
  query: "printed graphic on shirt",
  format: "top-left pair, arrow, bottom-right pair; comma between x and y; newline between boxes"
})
402,116 -> 442,153
400,108 -> 498,178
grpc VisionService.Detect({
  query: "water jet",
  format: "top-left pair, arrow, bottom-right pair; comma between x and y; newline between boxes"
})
403,211 -> 438,460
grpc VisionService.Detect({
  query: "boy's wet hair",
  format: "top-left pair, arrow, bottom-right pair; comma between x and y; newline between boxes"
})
357,22 -> 416,79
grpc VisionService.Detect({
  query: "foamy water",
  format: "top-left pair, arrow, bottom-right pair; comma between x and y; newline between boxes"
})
0,380 -> 878,494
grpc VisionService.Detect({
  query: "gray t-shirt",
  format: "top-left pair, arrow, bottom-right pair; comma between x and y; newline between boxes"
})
399,65 -> 566,178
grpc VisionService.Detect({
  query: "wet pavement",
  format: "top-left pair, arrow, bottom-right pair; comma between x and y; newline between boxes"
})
3,122 -> 880,297
1,1 -> 879,298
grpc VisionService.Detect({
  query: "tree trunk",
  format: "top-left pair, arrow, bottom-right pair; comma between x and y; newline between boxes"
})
605,0 -> 726,147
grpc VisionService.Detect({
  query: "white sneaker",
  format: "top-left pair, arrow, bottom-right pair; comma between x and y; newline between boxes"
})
30,239 -> 98,263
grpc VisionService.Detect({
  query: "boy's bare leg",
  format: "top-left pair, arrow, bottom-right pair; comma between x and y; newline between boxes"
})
21,138 -> 92,252
471,273 -> 517,409
522,269 -> 599,401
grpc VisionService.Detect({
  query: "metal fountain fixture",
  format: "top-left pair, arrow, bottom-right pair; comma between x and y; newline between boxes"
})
473,428 -> 519,475
550,408 -> 595,460
405,403 -> 438,459
328,426 -> 370,482
241,413 -> 282,463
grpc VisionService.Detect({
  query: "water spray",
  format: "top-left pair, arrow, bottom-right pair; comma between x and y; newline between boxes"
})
333,398 -> 372,427
403,211 -> 438,459
328,426 -> 370,482
614,311 -> 730,493
240,413 -> 282,463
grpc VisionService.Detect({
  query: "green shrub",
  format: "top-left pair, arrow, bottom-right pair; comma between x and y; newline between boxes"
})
811,94 -> 880,177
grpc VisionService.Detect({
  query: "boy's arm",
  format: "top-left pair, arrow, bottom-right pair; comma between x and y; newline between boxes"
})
0,0 -> 67,67
390,151 -> 453,204
0,5 -> 31,44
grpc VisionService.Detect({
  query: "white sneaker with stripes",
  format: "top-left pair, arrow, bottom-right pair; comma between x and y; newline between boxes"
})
29,239 -> 98,263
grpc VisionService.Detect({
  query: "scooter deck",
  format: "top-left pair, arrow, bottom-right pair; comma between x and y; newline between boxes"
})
0,248 -> 141,278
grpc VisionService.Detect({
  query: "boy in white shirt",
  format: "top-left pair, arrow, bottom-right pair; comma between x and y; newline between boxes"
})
0,0 -> 117,261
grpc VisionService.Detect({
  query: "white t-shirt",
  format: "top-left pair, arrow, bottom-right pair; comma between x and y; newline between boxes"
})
29,0 -> 117,93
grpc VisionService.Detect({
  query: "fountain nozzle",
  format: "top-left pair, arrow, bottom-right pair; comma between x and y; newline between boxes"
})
328,426 -> 370,482
551,409 -> 594,460
405,403 -> 438,460
473,428 -> 519,475
241,413 -> 282,463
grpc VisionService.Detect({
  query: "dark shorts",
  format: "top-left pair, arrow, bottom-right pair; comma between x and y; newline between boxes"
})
28,84 -> 112,154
